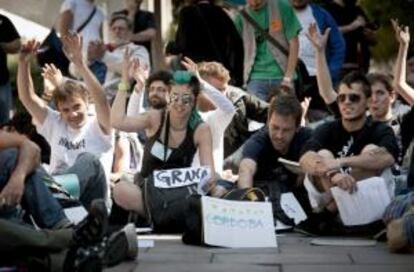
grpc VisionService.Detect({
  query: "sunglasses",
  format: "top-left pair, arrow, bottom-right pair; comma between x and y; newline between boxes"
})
170,93 -> 194,105
337,93 -> 362,104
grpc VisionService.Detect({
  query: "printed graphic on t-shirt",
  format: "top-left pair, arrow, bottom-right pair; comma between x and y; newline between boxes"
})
58,137 -> 86,151
337,136 -> 354,158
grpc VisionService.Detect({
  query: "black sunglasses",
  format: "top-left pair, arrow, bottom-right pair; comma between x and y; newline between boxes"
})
337,93 -> 362,104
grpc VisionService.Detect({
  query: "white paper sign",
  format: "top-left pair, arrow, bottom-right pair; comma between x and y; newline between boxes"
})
276,193 -> 308,230
154,166 -> 210,189
331,177 -> 392,226
201,196 -> 277,248
64,206 -> 88,224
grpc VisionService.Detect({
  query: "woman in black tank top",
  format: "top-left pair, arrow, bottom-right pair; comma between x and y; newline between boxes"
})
111,55 -> 216,230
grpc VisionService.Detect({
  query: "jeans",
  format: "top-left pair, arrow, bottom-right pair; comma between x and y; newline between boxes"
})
59,152 -> 108,211
247,79 -> 282,102
0,148 -> 66,228
89,60 -> 107,84
0,82 -> 12,125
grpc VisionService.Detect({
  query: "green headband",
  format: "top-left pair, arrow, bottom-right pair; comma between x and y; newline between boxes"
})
172,71 -> 195,85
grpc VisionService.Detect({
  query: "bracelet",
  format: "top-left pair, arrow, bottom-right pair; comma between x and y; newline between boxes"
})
118,81 -> 130,93
282,76 -> 292,83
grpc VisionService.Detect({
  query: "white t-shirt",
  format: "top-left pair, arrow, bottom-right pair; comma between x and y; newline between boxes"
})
60,0 -> 105,55
36,108 -> 114,177
192,81 -> 236,175
295,5 -> 319,76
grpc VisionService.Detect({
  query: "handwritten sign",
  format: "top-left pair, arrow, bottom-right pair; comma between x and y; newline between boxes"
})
154,166 -> 211,189
201,196 -> 277,248
276,193 -> 308,230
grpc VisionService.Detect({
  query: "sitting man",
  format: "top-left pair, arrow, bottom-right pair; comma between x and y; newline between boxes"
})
299,71 -> 399,233
17,36 -> 113,210
88,14 -> 150,103
197,61 -> 269,171
237,93 -> 313,223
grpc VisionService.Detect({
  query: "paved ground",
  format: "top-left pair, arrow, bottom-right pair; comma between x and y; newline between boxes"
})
105,233 -> 414,272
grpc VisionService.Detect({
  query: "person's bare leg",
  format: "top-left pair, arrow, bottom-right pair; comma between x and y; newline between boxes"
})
113,181 -> 145,216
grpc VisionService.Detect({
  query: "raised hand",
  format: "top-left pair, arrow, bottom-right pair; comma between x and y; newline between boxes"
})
19,39 -> 40,63
130,57 -> 149,92
181,56 -> 200,79
391,19 -> 410,46
42,63 -> 63,89
62,33 -> 84,66
306,23 -> 331,52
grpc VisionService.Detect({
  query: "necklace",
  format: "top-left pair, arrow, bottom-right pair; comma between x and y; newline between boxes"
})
170,125 -> 187,132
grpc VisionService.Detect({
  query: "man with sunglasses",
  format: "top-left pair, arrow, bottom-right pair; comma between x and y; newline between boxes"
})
299,74 -> 399,234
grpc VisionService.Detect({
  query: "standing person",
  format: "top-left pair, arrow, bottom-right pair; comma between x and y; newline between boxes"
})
233,0 -> 301,101
58,0 -> 106,83
17,36 -> 113,210
0,14 -> 21,125
290,0 -> 345,121
112,0 -> 156,60
324,0 -> 375,74
167,0 -> 244,87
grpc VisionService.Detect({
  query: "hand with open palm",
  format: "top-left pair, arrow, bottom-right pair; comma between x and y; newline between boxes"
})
306,23 -> 331,53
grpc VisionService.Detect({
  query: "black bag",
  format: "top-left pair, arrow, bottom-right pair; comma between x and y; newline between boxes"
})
37,7 -> 97,75
141,174 -> 198,233
182,188 -> 266,246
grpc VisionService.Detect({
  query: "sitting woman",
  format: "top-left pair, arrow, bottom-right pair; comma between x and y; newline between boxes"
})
110,49 -> 216,232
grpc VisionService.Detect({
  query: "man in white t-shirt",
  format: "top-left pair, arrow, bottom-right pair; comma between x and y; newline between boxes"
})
17,36 -> 113,210
291,0 -> 345,121
88,15 -> 150,103
58,0 -> 107,83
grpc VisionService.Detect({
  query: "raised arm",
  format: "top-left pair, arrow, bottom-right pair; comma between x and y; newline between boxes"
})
111,48 -> 155,133
392,19 -> 414,105
62,34 -> 111,134
0,131 -> 41,207
57,9 -> 73,37
307,24 -> 337,104
182,57 -> 235,119
17,40 -> 48,125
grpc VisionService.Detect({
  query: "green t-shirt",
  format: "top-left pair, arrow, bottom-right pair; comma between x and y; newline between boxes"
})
234,0 -> 301,80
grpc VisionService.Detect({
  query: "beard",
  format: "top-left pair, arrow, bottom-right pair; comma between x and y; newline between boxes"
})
150,99 -> 167,109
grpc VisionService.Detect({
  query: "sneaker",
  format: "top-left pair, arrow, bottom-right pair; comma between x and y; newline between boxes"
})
63,243 -> 104,272
294,210 -> 335,236
73,199 -> 108,246
103,223 -> 138,267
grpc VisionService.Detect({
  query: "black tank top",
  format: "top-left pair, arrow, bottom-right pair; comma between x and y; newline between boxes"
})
140,110 -> 201,178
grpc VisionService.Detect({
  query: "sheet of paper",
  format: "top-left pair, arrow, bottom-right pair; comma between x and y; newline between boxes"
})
137,239 -> 155,248
278,158 -> 303,175
201,196 -> 277,248
276,193 -> 308,230
64,206 -> 88,224
153,166 -> 210,189
310,238 -> 377,247
331,177 -> 392,226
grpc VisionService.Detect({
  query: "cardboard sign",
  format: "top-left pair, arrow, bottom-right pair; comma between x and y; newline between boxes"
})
201,196 -> 277,248
276,193 -> 308,230
154,166 -> 211,189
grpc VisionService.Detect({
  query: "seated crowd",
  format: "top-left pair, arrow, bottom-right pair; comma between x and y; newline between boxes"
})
1,0 -> 414,270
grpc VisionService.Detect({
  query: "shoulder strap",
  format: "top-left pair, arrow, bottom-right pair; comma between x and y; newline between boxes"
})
239,8 -> 289,57
76,6 -> 97,33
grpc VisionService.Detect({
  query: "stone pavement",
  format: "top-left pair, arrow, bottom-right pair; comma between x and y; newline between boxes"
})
105,233 -> 414,272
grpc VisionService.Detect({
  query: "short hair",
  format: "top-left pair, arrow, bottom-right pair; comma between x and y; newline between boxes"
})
172,71 -> 201,99
367,73 -> 393,93
198,61 -> 231,83
146,70 -> 173,89
110,15 -> 132,30
52,80 -> 89,108
268,93 -> 303,127
339,71 -> 371,98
